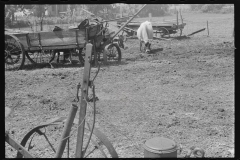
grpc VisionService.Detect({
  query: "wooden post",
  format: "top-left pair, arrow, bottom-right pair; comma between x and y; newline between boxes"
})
75,43 -> 92,158
176,10 -> 178,27
233,25 -> 234,46
103,47 -> 107,64
179,9 -> 183,24
34,20 -> 37,32
207,21 -> 209,36
55,104 -> 78,158
56,5 -> 58,16
149,13 -> 152,22
94,41 -> 98,66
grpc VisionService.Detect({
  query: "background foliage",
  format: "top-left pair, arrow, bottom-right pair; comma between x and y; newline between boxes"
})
5,4 -> 233,29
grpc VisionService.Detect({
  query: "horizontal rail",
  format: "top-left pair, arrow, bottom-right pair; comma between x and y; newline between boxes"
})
24,44 -> 85,51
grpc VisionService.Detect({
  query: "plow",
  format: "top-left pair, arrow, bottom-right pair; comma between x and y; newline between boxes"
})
5,4 -> 206,158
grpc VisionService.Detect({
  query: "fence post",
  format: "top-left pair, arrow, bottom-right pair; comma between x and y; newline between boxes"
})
149,13 -> 152,22
176,10 -> 178,27
233,25 -> 234,47
207,21 -> 209,36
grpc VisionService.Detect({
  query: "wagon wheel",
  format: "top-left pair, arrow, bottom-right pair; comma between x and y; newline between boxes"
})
83,125 -> 118,158
16,117 -> 118,158
104,43 -> 121,62
158,27 -> 170,38
25,50 -> 55,65
5,34 -> 25,70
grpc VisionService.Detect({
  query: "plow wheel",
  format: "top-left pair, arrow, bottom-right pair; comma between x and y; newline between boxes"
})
25,50 -> 55,66
82,124 -> 118,158
158,27 -> 170,38
5,34 -> 25,70
105,43 -> 121,62
16,117 -> 118,158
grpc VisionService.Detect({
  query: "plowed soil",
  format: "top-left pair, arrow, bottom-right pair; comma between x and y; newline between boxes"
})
5,13 -> 234,158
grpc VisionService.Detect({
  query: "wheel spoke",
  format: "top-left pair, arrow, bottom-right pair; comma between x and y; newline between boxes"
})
5,34 -> 25,70
84,146 -> 98,158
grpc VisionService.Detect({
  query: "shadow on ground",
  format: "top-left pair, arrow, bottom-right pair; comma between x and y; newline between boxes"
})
21,59 -> 129,71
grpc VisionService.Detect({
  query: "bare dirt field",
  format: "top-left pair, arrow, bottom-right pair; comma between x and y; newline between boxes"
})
5,13 -> 234,158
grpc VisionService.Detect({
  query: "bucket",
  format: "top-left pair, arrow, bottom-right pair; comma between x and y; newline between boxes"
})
143,137 -> 179,158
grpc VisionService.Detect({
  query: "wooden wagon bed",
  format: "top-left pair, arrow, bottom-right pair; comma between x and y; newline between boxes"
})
5,25 -> 101,51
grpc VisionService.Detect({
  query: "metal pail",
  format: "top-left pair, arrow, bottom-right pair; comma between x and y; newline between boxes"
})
143,137 -> 177,158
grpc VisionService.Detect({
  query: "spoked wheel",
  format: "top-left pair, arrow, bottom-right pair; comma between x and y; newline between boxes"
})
82,124 -> 118,158
16,117 -> 118,158
5,34 -> 25,70
104,43 -> 121,62
25,50 -> 55,66
158,27 -> 170,38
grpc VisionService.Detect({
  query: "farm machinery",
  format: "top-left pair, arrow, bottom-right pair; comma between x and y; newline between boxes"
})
5,4 -> 205,158
5,8 -> 130,71
117,10 -> 186,38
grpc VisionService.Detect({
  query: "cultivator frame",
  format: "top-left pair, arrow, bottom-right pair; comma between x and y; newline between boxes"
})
5,43 -> 119,158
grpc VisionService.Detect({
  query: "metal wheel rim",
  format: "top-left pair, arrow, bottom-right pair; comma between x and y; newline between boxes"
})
106,44 -> 121,62
159,27 -> 170,38
5,34 -> 25,70
16,117 -> 118,158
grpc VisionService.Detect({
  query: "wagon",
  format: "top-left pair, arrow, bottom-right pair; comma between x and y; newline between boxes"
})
118,20 -> 186,38
117,10 -> 186,38
5,20 -> 122,70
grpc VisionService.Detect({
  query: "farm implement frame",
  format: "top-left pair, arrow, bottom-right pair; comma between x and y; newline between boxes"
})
5,7 -> 138,71
117,10 -> 186,38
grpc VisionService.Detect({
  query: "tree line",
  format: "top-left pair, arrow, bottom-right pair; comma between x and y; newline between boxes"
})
5,4 -> 170,25
5,4 -> 232,29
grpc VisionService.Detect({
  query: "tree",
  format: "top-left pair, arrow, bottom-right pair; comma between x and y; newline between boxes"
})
32,5 -> 47,31
5,5 -> 25,25
138,4 -> 169,17
86,4 -> 116,20
190,4 -> 204,11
